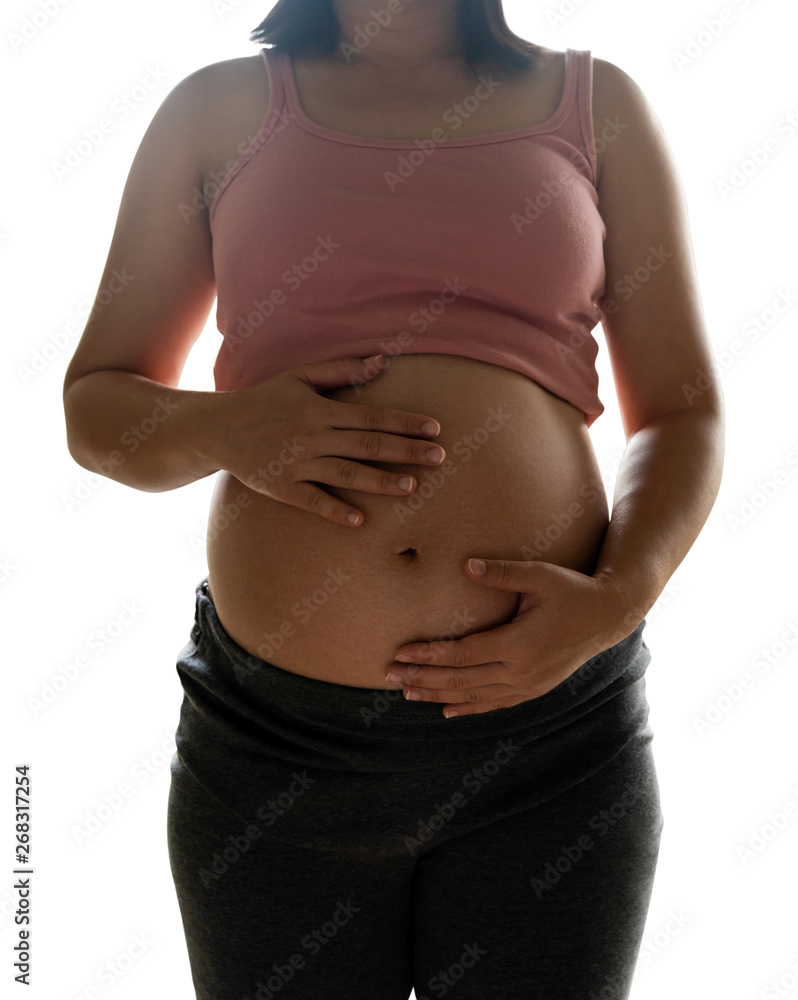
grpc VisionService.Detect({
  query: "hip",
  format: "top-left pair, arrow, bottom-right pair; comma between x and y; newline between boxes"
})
171,576 -> 655,853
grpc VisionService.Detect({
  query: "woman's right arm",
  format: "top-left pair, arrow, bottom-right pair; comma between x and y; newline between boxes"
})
62,62 -> 444,523
62,63 -> 221,493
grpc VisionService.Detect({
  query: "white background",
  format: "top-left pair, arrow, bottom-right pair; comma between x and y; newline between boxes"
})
2,0 -> 797,997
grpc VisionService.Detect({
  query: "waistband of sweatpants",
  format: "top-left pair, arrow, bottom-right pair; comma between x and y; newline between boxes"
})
185,575 -> 651,739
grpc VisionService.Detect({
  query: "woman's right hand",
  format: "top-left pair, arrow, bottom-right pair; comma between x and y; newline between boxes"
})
207,355 -> 446,527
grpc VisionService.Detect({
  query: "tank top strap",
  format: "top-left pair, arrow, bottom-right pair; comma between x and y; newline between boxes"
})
555,48 -> 599,185
260,46 -> 287,122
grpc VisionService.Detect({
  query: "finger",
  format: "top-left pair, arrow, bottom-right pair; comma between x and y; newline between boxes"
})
389,661 -> 507,691
288,482 -> 364,527
394,622 -> 519,669
324,428 -> 446,469
466,557 -> 546,594
402,681 -> 513,705
322,397 -> 441,441
442,694 -> 531,718
292,354 -> 388,392
311,455 -> 419,497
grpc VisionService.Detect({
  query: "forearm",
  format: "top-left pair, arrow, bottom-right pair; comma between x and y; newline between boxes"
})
592,405 -> 725,638
63,370 -> 222,492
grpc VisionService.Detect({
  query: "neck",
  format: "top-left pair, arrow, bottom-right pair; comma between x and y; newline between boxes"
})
330,0 -> 470,82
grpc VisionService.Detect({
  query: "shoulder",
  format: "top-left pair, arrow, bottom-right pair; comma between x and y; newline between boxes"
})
590,53 -> 653,114
591,54 -> 640,96
172,52 -> 267,110
151,53 -> 269,175
590,55 -> 664,188
138,53 -> 267,142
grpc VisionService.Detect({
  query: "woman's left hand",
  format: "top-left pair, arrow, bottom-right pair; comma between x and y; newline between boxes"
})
387,558 -> 633,718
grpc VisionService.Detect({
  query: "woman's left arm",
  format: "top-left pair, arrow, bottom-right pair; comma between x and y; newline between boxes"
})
586,55 -> 725,632
388,58 -> 725,716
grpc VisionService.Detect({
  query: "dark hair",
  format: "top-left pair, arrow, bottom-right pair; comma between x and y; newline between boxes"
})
249,0 -> 542,78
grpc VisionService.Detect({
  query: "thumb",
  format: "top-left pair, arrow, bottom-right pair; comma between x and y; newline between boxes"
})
467,558 -> 550,617
293,354 -> 387,393
466,557 -> 544,591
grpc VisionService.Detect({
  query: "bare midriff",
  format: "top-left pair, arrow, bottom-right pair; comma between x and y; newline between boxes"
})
202,47 -> 609,689
205,354 -> 610,688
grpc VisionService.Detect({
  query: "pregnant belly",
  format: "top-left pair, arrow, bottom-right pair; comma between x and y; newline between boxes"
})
205,354 -> 610,689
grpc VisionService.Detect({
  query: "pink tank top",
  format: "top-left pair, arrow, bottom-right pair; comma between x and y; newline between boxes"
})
209,47 -> 607,425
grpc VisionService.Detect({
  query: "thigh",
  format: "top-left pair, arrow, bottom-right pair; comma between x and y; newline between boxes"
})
167,754 -> 415,1000
411,728 -> 664,1000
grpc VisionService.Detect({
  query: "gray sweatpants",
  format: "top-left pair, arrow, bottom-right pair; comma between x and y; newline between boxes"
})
167,576 -> 663,999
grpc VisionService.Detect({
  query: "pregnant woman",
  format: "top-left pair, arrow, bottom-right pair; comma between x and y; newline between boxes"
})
62,1 -> 725,997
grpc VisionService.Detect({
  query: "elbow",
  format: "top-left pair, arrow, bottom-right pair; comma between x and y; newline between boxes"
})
679,363 -> 726,425
627,375 -> 726,441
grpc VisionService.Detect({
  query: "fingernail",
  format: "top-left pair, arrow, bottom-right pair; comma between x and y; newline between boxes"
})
395,654 -> 414,662
469,559 -> 487,575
